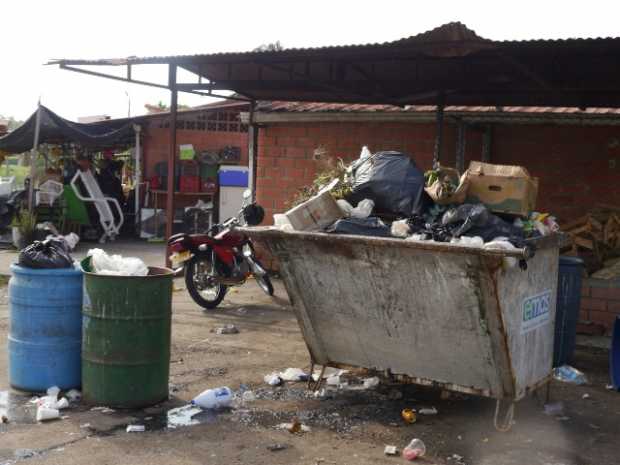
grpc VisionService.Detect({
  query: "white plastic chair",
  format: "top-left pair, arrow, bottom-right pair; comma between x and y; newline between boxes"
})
36,180 -> 64,206
70,169 -> 124,242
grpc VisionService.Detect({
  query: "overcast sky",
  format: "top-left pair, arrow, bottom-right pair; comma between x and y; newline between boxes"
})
2,0 -> 618,122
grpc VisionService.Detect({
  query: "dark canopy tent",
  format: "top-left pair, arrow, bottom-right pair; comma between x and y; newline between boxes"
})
0,105 -> 138,154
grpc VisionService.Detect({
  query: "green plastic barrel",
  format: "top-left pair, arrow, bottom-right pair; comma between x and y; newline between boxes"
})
82,266 -> 173,408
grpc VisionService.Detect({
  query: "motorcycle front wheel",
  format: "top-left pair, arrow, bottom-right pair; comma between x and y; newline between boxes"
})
185,255 -> 227,310
255,273 -> 274,296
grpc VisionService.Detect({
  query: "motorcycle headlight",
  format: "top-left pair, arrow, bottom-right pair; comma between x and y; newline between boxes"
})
242,244 -> 253,257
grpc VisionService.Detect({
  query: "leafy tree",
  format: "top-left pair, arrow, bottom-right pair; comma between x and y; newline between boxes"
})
253,41 -> 284,52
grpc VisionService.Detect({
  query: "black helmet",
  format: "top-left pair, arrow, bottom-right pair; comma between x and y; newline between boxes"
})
243,204 -> 265,226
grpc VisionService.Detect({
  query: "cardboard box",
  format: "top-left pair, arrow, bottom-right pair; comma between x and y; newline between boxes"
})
465,161 -> 538,217
285,180 -> 342,231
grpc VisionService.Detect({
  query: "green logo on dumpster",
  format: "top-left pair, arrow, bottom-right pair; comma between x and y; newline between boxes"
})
521,290 -> 552,334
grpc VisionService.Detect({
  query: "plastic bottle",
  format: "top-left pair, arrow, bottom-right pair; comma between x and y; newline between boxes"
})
191,387 -> 233,409
402,438 -> 426,461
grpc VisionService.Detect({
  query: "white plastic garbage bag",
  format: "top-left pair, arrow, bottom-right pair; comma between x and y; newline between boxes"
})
483,239 -> 519,268
87,248 -> 149,276
336,199 -> 354,217
350,199 -> 374,219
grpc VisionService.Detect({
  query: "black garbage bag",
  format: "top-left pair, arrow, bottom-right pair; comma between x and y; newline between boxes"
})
326,217 -> 391,237
18,239 -> 74,269
442,203 -> 524,242
349,151 -> 430,217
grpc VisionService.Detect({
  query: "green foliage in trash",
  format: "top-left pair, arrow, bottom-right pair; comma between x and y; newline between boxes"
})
424,168 -> 458,195
290,157 -> 352,207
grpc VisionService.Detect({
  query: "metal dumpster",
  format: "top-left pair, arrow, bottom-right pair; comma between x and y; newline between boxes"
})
244,227 -> 561,401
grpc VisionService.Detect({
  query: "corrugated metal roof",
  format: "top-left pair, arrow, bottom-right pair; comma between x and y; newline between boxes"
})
49,22 -> 620,67
256,101 -> 620,115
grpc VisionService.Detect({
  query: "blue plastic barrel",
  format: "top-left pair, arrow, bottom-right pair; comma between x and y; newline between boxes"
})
8,264 -> 83,392
553,257 -> 584,367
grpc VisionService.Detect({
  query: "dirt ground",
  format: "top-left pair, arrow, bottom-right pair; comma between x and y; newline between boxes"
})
1,276 -> 619,465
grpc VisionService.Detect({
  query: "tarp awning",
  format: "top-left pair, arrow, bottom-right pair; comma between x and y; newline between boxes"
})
0,106 -> 138,154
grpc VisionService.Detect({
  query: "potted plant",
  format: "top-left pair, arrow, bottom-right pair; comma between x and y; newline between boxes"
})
11,210 -> 36,250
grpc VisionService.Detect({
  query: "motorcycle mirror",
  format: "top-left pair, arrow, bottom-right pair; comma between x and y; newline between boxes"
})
242,189 -> 251,200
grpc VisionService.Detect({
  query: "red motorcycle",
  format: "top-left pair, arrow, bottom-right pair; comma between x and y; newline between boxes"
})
167,190 -> 273,309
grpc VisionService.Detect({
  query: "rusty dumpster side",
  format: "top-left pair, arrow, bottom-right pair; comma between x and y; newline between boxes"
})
244,227 -> 560,401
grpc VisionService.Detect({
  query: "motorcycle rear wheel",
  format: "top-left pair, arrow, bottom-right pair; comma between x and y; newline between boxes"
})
185,255 -> 227,309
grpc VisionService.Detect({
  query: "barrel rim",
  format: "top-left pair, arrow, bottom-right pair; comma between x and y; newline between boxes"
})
10,263 -> 83,276
82,265 -> 174,279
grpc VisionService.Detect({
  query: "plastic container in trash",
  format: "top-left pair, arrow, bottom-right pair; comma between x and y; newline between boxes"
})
553,257 -> 584,367
81,266 -> 173,408
242,227 -> 562,401
8,264 -> 83,391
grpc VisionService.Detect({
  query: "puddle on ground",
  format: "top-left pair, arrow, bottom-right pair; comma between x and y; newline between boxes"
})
138,404 -> 226,431
0,390 -> 37,425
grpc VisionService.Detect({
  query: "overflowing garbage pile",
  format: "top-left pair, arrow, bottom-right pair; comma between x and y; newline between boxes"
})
274,147 -> 558,259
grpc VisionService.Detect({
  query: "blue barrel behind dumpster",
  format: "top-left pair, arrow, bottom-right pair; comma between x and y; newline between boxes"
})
553,257 -> 584,367
8,264 -> 83,391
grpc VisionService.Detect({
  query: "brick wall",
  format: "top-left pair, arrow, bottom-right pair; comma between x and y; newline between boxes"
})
256,120 -> 620,225
254,118 -> 620,329
580,278 -> 620,334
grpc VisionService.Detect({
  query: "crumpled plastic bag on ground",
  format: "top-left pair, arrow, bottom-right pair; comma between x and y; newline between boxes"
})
87,248 -> 148,276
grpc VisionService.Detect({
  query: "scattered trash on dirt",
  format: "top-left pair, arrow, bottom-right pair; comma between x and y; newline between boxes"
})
267,443 -> 288,452
448,453 -> 467,464
126,424 -> 145,432
582,393 -> 591,399
312,367 -> 348,381
192,386 -> 233,409
384,445 -> 399,456
90,406 -> 115,413
166,405 -> 203,428
280,368 -> 309,382
402,438 -> 426,461
264,373 -> 283,386
401,408 -> 417,424
236,307 -> 248,315
362,376 -> 380,389
14,449 -> 37,459
242,391 -> 256,403
36,405 -> 60,422
326,375 -> 341,386
65,389 -> 81,402
213,324 -> 239,335
278,417 -> 311,433
543,402 -> 564,416
418,407 -> 438,415
553,365 -> 588,385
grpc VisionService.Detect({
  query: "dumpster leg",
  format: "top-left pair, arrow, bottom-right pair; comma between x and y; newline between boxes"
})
494,399 -> 515,432
309,365 -> 326,391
